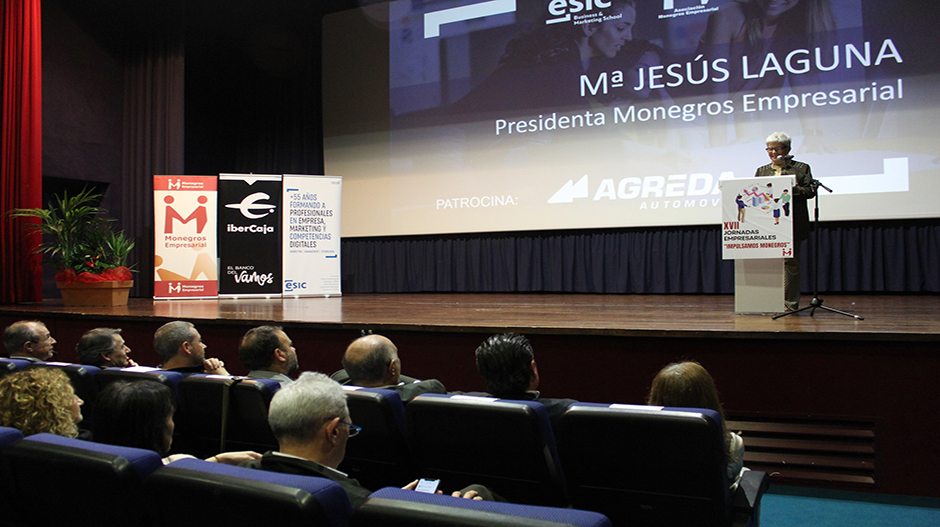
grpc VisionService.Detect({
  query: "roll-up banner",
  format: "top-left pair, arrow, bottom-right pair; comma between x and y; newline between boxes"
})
282,175 -> 342,297
153,176 -> 219,299
218,174 -> 283,298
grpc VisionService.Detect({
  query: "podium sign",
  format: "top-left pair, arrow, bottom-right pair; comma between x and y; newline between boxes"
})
720,176 -> 795,314
720,176 -> 796,260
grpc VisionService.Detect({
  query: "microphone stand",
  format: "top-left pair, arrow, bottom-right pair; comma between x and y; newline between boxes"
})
773,167 -> 863,320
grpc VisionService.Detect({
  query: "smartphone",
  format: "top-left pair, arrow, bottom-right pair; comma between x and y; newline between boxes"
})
415,478 -> 440,494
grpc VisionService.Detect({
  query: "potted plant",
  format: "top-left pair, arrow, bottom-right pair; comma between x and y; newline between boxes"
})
9,187 -> 135,306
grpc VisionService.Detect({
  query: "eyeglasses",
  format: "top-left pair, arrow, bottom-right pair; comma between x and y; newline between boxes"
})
765,146 -> 788,152
339,420 -> 361,437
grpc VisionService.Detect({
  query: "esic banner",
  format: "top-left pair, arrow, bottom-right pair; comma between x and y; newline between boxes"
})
218,174 -> 283,297
153,176 -> 219,299
282,175 -> 342,297
720,175 -> 795,260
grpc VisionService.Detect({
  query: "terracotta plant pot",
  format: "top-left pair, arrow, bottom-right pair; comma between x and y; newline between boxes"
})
56,280 -> 134,307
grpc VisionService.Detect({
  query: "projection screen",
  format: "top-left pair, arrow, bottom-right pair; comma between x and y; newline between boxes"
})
323,0 -> 940,237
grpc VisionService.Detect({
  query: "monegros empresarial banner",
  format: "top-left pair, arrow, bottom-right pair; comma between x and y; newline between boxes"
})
153,176 -> 219,299
218,174 -> 283,298
282,175 -> 342,297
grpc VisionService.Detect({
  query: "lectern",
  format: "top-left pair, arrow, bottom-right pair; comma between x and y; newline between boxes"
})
719,176 -> 795,314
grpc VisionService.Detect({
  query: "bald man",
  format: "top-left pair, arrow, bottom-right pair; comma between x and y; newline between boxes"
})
333,334 -> 446,402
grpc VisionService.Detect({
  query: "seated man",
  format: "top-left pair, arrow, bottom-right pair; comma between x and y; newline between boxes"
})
474,333 -> 576,431
335,334 -> 445,402
241,371 -> 492,508
153,320 -> 228,375
76,327 -> 139,368
237,325 -> 299,387
3,320 -> 56,362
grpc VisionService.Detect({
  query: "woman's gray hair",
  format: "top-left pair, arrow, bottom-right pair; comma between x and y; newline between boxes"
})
267,371 -> 348,444
765,131 -> 791,146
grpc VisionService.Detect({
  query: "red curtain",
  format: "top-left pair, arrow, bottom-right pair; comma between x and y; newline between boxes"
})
0,0 -> 42,303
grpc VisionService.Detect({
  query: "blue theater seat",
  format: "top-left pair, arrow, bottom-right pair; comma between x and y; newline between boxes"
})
145,457 -> 352,527
341,386 -> 414,490
353,487 -> 611,527
1,433 -> 163,527
0,358 -> 31,379
557,403 -> 769,527
406,393 -> 567,507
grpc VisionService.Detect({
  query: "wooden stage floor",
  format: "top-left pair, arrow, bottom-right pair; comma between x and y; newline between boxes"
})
2,293 -> 938,342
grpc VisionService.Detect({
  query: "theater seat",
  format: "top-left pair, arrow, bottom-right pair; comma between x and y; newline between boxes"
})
406,393 -> 567,507
1,433 -> 163,527
341,386 -> 414,490
557,403 -> 769,527
94,366 -> 185,394
175,374 -> 280,458
0,358 -> 30,379
145,457 -> 352,527
353,487 -> 611,527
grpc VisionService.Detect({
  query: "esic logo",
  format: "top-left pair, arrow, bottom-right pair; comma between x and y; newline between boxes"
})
546,0 -> 612,25
285,280 -> 307,292
225,192 -> 277,219
164,195 -> 209,234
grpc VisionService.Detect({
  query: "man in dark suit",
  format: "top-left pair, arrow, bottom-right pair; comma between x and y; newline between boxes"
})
474,333 -> 576,432
332,334 -> 446,402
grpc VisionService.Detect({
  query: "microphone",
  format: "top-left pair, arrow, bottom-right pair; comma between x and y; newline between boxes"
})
776,154 -> 794,162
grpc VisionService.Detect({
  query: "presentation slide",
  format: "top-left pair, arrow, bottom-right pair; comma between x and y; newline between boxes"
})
323,0 -> 940,237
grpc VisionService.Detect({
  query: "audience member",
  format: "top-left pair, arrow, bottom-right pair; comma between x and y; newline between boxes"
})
0,368 -> 82,438
474,333 -> 577,431
238,325 -> 299,387
3,320 -> 56,361
335,334 -> 446,402
241,371 -> 494,508
647,361 -> 745,487
92,380 -> 259,465
153,320 -> 228,375
76,327 -> 139,368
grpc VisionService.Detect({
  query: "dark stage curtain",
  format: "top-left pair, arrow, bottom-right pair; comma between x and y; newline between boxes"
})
341,220 -> 940,294
1,0 -> 42,303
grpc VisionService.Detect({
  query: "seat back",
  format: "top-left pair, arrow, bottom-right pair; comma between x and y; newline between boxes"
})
145,457 -> 352,527
0,358 -> 31,379
94,367 -> 185,394
227,377 -> 280,452
353,487 -> 611,527
557,403 -> 731,527
341,386 -> 413,489
406,394 -> 566,506
24,362 -> 100,425
1,433 -> 163,527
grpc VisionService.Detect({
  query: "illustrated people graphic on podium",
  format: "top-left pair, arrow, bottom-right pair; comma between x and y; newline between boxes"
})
736,195 -> 747,222
781,189 -> 791,216
773,198 -> 781,225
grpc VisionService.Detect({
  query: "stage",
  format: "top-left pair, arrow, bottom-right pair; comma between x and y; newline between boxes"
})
2,293 -> 939,497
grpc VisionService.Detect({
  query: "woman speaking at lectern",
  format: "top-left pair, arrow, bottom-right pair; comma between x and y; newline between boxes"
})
755,132 -> 816,311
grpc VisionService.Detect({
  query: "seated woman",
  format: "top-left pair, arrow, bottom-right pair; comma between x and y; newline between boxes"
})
0,368 -> 83,438
647,361 -> 745,488
92,379 -> 259,465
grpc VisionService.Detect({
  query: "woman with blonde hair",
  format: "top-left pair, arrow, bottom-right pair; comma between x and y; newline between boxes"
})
0,368 -> 83,438
647,361 -> 745,487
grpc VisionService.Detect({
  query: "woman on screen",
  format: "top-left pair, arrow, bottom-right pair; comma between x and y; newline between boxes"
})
697,0 -> 835,147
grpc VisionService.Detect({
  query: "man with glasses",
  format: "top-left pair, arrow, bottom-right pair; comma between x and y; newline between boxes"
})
755,132 -> 817,311
241,372 -> 491,508
3,320 -> 56,361
334,334 -> 446,402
